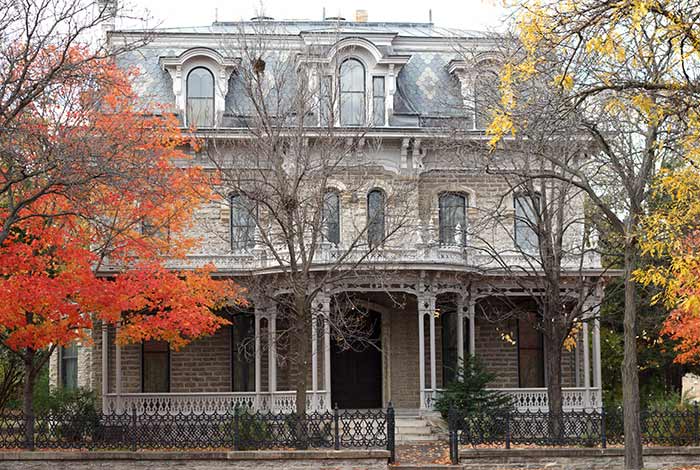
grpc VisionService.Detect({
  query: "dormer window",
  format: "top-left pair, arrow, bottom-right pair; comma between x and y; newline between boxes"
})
187,67 -> 215,128
340,59 -> 365,126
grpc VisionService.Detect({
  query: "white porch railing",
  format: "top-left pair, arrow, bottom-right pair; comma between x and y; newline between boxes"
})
104,391 -> 329,415
423,387 -> 602,412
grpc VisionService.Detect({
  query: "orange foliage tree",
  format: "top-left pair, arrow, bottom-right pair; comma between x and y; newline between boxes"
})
0,50 -> 244,447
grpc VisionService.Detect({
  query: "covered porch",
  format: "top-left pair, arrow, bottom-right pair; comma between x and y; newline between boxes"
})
98,288 -> 603,415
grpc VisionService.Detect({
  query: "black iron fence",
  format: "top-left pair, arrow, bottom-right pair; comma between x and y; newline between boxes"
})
448,404 -> 700,464
0,405 -> 395,461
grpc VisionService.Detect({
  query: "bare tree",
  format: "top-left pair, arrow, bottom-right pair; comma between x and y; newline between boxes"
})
203,22 -> 415,425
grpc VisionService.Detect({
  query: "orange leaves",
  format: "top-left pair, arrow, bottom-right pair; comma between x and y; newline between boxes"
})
0,46 -> 245,354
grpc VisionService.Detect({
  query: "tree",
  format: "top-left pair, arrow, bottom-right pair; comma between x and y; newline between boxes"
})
205,24 -> 415,425
486,2 -> 700,467
0,46 -> 244,447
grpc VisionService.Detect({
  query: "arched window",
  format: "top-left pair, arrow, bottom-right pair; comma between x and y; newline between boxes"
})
230,194 -> 256,251
339,59 -> 365,126
439,193 -> 467,246
323,191 -> 340,245
514,192 -> 540,252
367,189 -> 385,248
474,70 -> 498,130
187,67 -> 215,128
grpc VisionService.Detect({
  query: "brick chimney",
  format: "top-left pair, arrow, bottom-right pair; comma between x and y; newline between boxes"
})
355,10 -> 368,22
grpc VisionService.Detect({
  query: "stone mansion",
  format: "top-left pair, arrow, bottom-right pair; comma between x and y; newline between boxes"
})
49,12 -> 604,416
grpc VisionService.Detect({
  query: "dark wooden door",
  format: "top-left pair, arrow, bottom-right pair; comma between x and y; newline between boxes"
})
331,311 -> 382,409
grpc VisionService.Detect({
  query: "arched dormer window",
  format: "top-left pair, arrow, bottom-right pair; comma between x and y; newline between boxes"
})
367,189 -> 385,248
340,59 -> 365,126
323,191 -> 341,245
439,193 -> 467,246
474,69 -> 499,130
187,67 -> 215,128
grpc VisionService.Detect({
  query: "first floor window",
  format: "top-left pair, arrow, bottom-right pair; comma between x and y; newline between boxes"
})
439,193 -> 467,246
60,343 -> 78,390
142,340 -> 170,393
518,318 -> 544,388
232,314 -> 255,392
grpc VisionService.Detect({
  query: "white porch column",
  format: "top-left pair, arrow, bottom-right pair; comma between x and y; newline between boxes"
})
428,297 -> 437,397
268,313 -> 277,398
254,312 -> 262,408
115,324 -> 122,413
321,296 -> 332,410
468,296 -> 476,356
101,323 -> 108,413
311,311 -> 318,411
593,318 -> 602,392
582,321 -> 590,390
457,299 -> 465,363
418,303 -> 426,409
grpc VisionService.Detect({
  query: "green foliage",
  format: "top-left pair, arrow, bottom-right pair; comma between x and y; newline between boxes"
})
433,356 -> 513,419
236,408 -> 270,450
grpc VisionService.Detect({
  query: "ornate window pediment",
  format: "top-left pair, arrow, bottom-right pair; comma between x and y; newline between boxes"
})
159,47 -> 240,127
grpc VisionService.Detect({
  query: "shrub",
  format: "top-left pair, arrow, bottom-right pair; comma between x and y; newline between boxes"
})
433,356 -> 513,419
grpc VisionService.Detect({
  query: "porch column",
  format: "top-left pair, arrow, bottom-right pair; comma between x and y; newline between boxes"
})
311,310 -> 318,411
101,323 -> 108,413
321,296 -> 332,410
268,313 -> 277,398
254,312 -> 262,408
418,302 -> 426,409
115,324 -> 122,413
429,297 -> 437,397
593,317 -> 602,392
457,298 -> 465,363
582,321 -> 590,390
468,296 -> 476,356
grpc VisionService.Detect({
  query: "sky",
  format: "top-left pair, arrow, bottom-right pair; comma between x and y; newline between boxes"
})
122,0 -> 510,31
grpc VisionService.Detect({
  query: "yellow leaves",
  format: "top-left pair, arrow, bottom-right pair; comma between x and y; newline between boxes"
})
487,111 -> 515,148
553,73 -> 574,90
563,323 -> 581,351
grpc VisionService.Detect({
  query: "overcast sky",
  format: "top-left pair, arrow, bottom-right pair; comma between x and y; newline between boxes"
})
123,0 -> 510,31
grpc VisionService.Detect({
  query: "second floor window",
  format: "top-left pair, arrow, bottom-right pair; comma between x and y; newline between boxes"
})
60,343 -> 78,390
372,77 -> 385,126
439,193 -> 467,246
367,189 -> 385,248
187,67 -> 215,128
514,193 -> 540,253
323,191 -> 340,245
340,59 -> 365,126
230,194 -> 256,251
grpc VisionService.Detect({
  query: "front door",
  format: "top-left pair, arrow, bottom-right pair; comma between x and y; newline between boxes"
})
331,310 -> 382,409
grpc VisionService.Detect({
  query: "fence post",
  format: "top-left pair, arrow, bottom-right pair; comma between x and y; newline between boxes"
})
694,402 -> 699,446
600,406 -> 607,449
448,405 -> 459,465
387,402 -> 395,463
333,404 -> 340,450
233,404 -> 240,451
505,410 -> 511,450
130,405 -> 137,452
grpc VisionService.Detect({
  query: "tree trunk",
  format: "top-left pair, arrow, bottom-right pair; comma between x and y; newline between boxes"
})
623,239 -> 643,470
22,349 -> 36,450
545,337 -> 564,441
293,296 -> 310,449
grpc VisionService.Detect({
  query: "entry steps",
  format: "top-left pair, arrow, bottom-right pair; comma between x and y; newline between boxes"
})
394,414 -> 446,443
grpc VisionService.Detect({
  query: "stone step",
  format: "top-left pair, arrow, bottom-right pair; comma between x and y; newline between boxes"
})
396,425 -> 433,435
395,434 -> 440,442
395,418 -> 429,427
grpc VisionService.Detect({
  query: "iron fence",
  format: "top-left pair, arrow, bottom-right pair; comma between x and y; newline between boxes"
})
448,404 -> 700,464
0,404 -> 395,460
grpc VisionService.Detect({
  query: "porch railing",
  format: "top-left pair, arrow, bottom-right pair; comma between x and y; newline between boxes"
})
423,387 -> 602,412
104,390 -> 329,415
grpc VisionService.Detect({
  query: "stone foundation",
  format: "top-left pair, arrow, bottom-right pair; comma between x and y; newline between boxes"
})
0,450 -> 389,470
458,447 -> 700,470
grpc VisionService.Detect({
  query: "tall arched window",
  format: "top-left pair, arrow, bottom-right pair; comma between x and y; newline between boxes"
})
514,192 -> 540,252
187,67 -> 215,128
339,59 -> 365,126
439,193 -> 467,246
230,194 -> 256,251
367,189 -> 385,248
474,70 -> 498,130
323,191 -> 340,245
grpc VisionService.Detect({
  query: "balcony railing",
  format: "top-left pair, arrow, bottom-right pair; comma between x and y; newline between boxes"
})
423,387 -> 602,412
